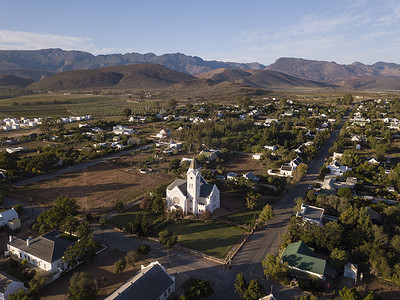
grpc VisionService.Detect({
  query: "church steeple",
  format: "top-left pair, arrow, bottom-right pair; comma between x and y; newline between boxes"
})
187,157 -> 201,214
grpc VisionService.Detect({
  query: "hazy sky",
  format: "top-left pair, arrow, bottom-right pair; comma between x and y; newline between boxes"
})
0,0 -> 399,65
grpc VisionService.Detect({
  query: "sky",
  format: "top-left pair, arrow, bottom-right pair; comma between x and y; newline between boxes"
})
0,0 -> 399,65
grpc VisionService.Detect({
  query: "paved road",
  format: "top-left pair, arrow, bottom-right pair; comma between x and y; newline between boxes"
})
13,143 -> 154,187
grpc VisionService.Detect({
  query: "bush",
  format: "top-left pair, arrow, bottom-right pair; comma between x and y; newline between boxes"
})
125,251 -> 139,267
137,244 -> 151,256
114,259 -> 126,275
12,204 -> 24,215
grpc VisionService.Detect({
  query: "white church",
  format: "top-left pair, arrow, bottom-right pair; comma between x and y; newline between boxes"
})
166,158 -> 220,215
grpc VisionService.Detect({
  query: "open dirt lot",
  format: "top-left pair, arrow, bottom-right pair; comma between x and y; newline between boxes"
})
16,152 -> 174,215
222,153 -> 266,177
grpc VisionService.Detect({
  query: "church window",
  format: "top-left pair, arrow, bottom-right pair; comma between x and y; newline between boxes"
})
173,197 -> 179,204
189,183 -> 193,188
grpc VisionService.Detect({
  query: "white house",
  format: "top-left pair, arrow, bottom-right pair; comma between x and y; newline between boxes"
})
106,261 -> 175,300
327,161 -> 351,176
0,271 -> 26,300
166,158 -> 220,215
264,145 -> 277,151
243,172 -> 259,181
280,165 -> 295,177
296,204 -> 324,226
226,172 -> 237,180
0,209 -> 19,228
7,230 -> 74,274
113,125 -> 134,135
252,153 -> 263,160
367,157 -> 380,165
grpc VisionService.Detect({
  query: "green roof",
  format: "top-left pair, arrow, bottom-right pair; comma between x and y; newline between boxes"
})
281,241 -> 326,276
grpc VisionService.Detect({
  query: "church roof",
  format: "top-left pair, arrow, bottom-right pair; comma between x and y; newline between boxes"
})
167,179 -> 187,195
200,183 -> 214,198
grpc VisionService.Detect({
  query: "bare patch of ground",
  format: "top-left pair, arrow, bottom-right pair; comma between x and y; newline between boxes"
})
17,152 -> 175,215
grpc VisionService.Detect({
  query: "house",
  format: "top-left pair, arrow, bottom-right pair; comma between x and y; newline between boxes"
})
8,219 -> 21,231
344,263 -> 358,281
252,153 -> 263,160
280,165 -> 294,177
296,204 -> 324,226
7,230 -> 74,274
281,241 -> 326,280
156,129 -> 171,139
0,209 -> 19,228
332,152 -> 343,161
289,156 -> 303,168
264,119 -> 279,126
106,261 -> 175,300
113,125 -> 134,135
327,161 -> 351,176
259,294 -> 276,300
6,147 -> 27,154
166,158 -> 220,215
264,145 -> 277,151
243,172 -> 259,181
199,150 -> 219,162
0,271 -> 26,300
226,172 -> 237,180
367,157 -> 380,165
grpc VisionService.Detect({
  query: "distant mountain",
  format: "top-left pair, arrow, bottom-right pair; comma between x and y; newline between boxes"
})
0,48 -> 265,81
329,75 -> 400,91
28,64 -> 194,90
266,57 -> 400,82
197,68 -> 332,89
0,75 -> 34,88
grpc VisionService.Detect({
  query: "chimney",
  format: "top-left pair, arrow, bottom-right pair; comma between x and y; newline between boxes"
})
9,235 -> 13,243
26,236 -> 32,246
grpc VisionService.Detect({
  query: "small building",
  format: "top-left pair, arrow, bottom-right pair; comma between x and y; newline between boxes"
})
0,271 -> 26,300
252,153 -> 263,160
226,172 -> 237,180
7,230 -> 74,274
296,204 -> 324,226
199,150 -> 219,162
105,261 -> 175,300
281,241 -> 326,280
367,157 -> 380,165
344,262 -> 358,281
0,209 -> 19,228
280,165 -> 294,177
264,145 -> 277,151
243,172 -> 259,181
8,219 -> 21,231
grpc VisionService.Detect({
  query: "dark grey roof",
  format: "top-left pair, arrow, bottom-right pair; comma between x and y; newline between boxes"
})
200,183 -> 214,198
8,230 -> 74,263
301,205 -> 324,221
108,263 -> 174,300
0,271 -> 22,293
281,165 -> 293,171
167,179 -> 187,195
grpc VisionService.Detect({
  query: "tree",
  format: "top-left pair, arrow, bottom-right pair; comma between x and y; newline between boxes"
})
343,94 -> 353,105
262,254 -> 289,284
244,279 -> 265,300
259,204 -> 274,224
114,259 -> 126,274
234,273 -> 247,297
182,277 -> 214,300
201,210 -> 212,221
245,192 -> 260,210
12,204 -> 24,215
167,98 -> 178,110
68,272 -> 97,300
123,107 -> 132,117
137,244 -> 151,256
152,197 -> 165,214
76,221 -> 92,239
337,187 -> 352,199
63,235 -> 98,267
61,215 -> 78,238
329,248 -> 348,270
159,230 -> 178,249
292,164 -> 308,183
125,250 -> 139,267
337,286 -> 360,300
114,200 -> 124,212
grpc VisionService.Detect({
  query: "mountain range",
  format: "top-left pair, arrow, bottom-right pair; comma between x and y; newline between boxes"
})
1,48 -> 400,91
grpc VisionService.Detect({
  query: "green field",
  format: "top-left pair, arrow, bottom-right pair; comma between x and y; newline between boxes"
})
223,205 -> 264,225
108,205 -> 161,228
165,221 -> 245,258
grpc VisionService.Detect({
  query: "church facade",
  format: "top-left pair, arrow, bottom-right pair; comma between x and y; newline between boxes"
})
166,159 -> 220,215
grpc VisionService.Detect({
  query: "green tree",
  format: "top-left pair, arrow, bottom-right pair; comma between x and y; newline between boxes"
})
114,200 -> 124,212
63,235 -> 98,267
337,286 -> 360,300
243,279 -> 265,300
68,272 -> 97,300
152,197 -> 165,214
234,273 -> 247,297
167,98 -> 178,110
9,289 -> 31,300
329,248 -> 348,270
76,221 -> 92,239
182,277 -> 214,300
292,164 -> 308,183
262,254 -> 289,284
123,107 -> 132,117
245,192 -> 261,210
337,187 -> 352,199
61,215 -> 78,238
12,204 -> 24,215
159,230 -> 178,249
114,259 -> 126,274
343,94 -> 353,105
259,204 -> 274,224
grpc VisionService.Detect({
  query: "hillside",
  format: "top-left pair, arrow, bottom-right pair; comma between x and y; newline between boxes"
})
265,57 -> 400,82
0,75 -> 34,88
0,49 -> 265,80
28,64 -> 195,90
197,68 -> 331,89
329,75 -> 400,91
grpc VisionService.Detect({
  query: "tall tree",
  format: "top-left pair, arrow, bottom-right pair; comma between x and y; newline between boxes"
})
259,204 -> 274,224
68,272 -> 97,300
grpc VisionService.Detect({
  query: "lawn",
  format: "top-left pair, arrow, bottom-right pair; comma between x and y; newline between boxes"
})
223,204 -> 264,225
108,204 -> 162,228
165,221 -> 245,258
